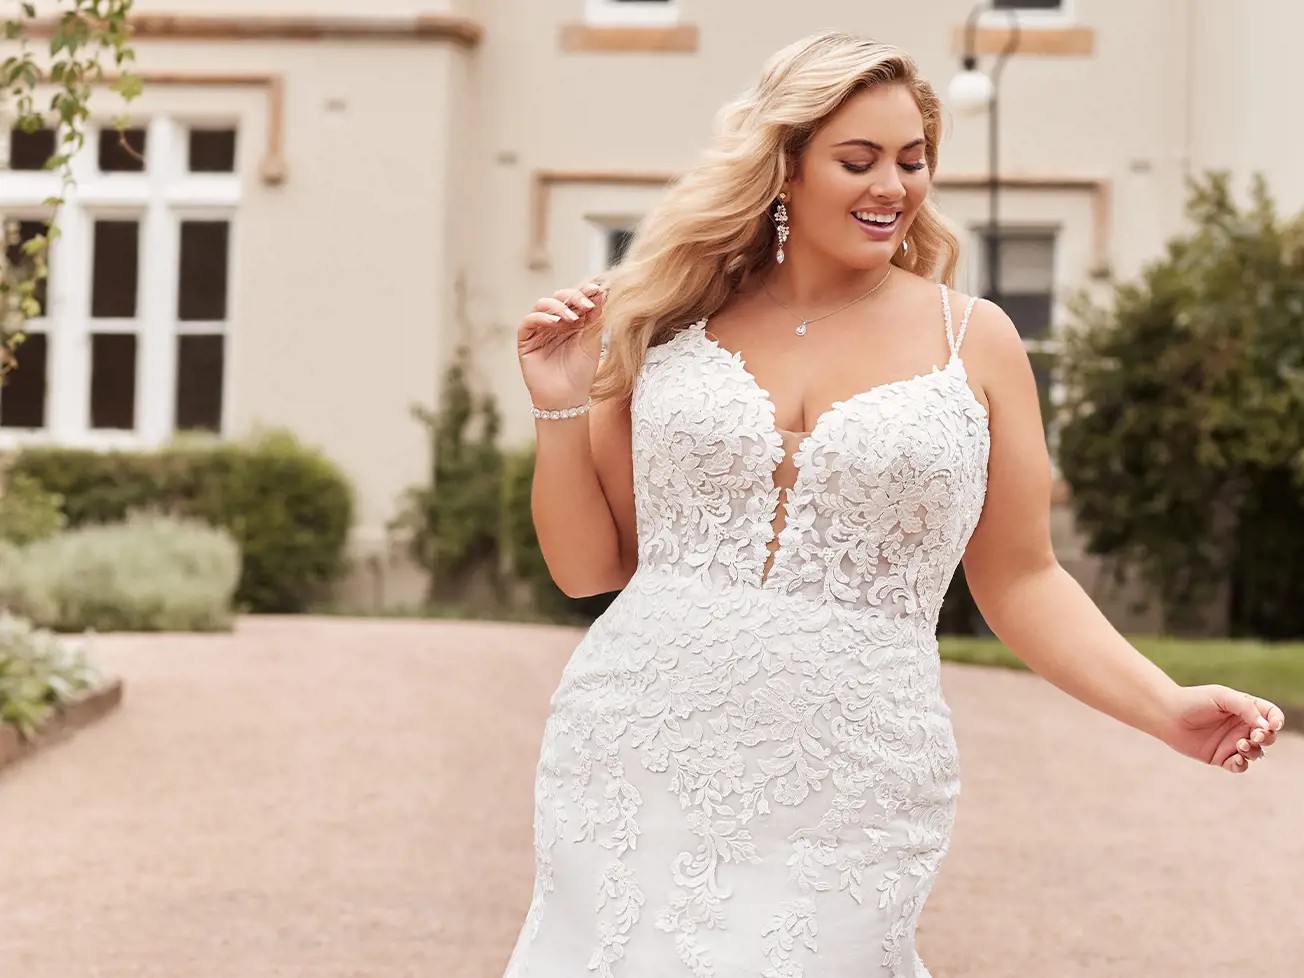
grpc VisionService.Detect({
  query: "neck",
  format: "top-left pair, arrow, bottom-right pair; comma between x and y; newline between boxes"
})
763,243 -> 893,308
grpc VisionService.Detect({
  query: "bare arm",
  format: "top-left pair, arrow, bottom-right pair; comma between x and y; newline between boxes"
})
958,298 -> 1182,740
518,281 -> 638,599
531,393 -> 638,598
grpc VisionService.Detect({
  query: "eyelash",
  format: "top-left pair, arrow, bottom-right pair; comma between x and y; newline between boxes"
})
843,162 -> 927,174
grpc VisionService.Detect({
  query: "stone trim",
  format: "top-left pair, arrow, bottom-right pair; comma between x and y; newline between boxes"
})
559,24 -> 699,53
25,13 -> 483,47
529,169 -> 1111,273
953,25 -> 1095,57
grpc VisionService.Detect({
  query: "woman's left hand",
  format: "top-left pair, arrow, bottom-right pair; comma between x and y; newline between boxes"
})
1158,684 -> 1286,772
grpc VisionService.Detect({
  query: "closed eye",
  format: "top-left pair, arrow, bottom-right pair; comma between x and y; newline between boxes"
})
843,162 -> 928,174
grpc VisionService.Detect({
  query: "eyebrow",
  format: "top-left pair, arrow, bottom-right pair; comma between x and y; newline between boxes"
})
832,138 -> 926,151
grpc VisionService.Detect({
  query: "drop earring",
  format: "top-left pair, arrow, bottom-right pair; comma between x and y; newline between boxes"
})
773,192 -> 790,264
901,238 -> 910,256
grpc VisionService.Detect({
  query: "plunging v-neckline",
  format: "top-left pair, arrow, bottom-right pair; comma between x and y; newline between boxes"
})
689,317 -> 985,588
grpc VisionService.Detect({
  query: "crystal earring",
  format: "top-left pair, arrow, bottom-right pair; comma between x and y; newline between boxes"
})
773,192 -> 790,264
901,238 -> 909,256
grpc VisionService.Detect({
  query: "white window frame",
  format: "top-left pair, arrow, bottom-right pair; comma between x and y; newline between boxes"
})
0,207 -> 55,431
0,115 -> 239,451
982,0 -> 1074,27
585,0 -> 679,27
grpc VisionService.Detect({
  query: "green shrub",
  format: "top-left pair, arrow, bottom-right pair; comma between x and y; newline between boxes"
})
0,472 -> 66,545
0,611 -> 105,739
0,512 -> 240,632
393,345 -> 617,622
1058,172 -> 1304,636
8,429 -> 354,613
390,345 -> 504,602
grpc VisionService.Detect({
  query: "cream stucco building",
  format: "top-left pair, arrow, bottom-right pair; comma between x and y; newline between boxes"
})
2,0 -> 1299,623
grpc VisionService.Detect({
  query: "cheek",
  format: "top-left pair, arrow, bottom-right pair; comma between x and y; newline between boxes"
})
905,175 -> 931,213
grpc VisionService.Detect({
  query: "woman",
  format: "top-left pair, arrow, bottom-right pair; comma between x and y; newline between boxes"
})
506,31 -> 1284,978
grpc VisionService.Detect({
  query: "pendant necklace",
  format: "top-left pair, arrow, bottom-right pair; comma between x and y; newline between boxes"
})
759,265 -> 893,336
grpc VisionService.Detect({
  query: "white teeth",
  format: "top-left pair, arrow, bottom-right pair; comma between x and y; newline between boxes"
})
853,211 -> 898,225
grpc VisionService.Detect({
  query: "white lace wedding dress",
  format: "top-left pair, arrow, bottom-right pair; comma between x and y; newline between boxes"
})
504,284 -> 989,978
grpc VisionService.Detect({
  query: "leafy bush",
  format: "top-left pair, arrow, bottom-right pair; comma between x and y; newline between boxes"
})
0,472 -> 66,545
0,512 -> 241,632
8,429 -> 354,613
391,345 -> 504,601
1058,172 -> 1304,636
0,611 -> 105,739
393,346 -> 616,621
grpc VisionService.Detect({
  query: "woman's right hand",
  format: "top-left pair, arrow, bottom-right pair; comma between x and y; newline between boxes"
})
517,280 -> 608,411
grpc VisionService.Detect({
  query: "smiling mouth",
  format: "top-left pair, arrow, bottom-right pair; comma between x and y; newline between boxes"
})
852,210 -> 901,230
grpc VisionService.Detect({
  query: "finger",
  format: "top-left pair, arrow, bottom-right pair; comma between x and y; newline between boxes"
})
537,297 -> 583,322
1223,753 -> 1249,773
1256,699 -> 1286,732
1249,727 -> 1277,747
521,310 -> 564,332
1235,739 -> 1264,760
518,312 -> 565,354
1216,687 -> 1272,731
552,287 -> 598,313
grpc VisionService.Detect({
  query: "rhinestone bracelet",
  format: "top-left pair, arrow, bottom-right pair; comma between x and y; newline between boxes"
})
531,397 -> 593,420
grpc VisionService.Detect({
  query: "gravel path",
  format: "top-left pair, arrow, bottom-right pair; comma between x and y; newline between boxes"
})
0,616 -> 1298,977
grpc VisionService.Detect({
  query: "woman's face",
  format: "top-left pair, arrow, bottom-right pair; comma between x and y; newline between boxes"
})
784,83 -> 931,270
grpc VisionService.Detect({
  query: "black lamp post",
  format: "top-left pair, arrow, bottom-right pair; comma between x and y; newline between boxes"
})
948,4 -> 1021,306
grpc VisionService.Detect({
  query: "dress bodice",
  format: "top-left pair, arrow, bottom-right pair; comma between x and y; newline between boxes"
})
630,283 -> 990,630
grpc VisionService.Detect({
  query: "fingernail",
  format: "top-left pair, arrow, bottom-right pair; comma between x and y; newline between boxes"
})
545,313 -> 562,322
579,297 -> 596,310
1251,731 -> 1264,744
1256,716 -> 1271,729
1238,740 -> 1251,752
563,308 -> 580,321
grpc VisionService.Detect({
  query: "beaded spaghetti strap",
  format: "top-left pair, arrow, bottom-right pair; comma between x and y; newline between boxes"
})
939,284 -> 979,362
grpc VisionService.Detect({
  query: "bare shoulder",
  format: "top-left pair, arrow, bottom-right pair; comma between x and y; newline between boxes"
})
939,289 -> 1034,412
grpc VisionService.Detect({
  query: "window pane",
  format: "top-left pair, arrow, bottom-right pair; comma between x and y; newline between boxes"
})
1002,293 -> 1053,341
89,333 -> 137,430
179,221 -> 230,321
607,229 -> 634,267
92,220 -> 140,319
98,127 -> 147,172
980,230 -> 1054,340
188,129 -> 237,173
9,127 -> 56,171
176,335 -> 225,432
0,332 -> 48,429
5,220 -> 50,316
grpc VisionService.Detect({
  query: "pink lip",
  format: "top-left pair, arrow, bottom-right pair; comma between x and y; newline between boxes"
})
852,212 -> 899,241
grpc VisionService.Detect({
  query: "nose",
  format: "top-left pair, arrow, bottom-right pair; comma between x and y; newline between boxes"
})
872,169 -> 905,203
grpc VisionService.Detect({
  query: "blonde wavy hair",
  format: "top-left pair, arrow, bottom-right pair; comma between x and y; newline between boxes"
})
591,30 -> 959,404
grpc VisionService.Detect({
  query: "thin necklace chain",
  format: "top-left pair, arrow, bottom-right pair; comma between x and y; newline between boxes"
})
759,265 -> 894,336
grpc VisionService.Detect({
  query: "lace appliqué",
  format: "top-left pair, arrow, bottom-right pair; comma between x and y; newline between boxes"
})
507,284 -> 988,978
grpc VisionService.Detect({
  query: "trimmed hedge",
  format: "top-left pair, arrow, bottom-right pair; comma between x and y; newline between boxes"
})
7,430 -> 354,613
0,513 -> 241,632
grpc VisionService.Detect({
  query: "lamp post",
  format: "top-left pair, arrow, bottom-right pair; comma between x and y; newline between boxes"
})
947,4 -> 1021,306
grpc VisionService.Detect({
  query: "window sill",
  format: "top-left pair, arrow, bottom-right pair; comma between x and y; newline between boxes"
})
952,25 -> 1094,56
560,23 -> 699,54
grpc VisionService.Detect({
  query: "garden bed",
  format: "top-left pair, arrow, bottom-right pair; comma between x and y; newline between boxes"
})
0,677 -> 124,774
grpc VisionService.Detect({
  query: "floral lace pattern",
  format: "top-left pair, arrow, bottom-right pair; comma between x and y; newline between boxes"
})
504,285 -> 990,978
